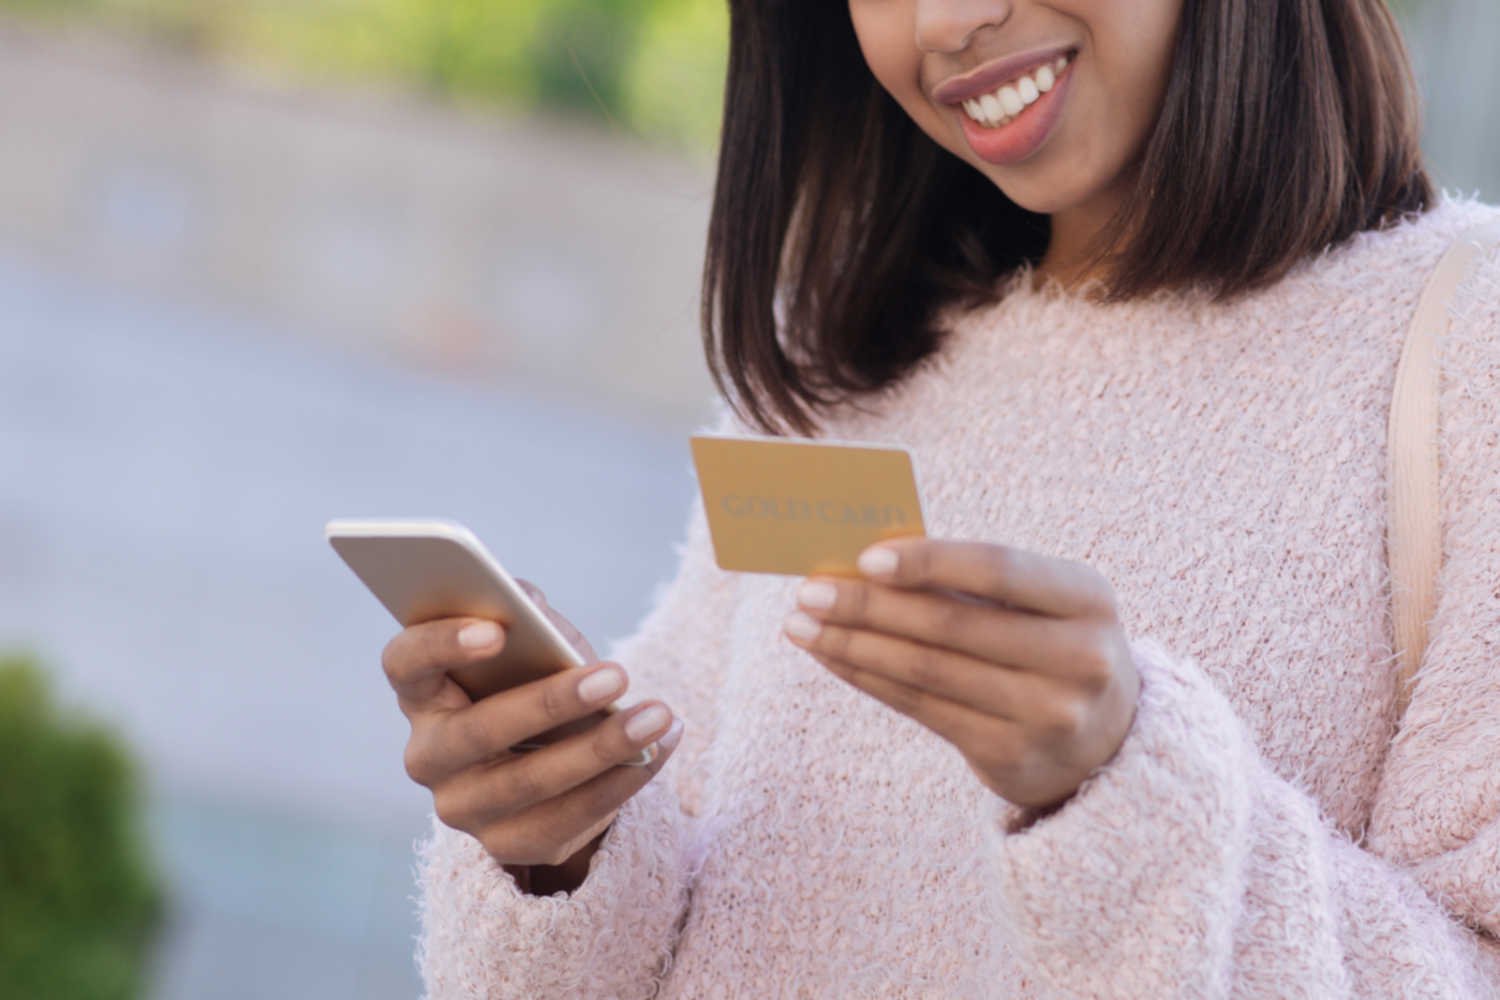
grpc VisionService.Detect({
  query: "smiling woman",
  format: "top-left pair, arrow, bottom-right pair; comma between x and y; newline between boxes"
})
853,0 -> 1179,235
402,1 -> 1500,997
703,0 -> 1431,438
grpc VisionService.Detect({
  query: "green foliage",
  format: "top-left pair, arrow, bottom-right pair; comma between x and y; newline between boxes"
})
0,651 -> 164,1000
0,0 -> 731,149
622,0 -> 729,151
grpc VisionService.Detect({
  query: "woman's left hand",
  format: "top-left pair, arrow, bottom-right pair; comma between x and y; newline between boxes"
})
782,537 -> 1141,812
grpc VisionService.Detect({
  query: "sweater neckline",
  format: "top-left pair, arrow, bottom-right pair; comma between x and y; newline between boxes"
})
938,196 -> 1487,357
936,259 -> 1216,362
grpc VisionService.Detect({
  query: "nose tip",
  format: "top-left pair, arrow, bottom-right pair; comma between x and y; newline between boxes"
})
914,0 -> 1013,54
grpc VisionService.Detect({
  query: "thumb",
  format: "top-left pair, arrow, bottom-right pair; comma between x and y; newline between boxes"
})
515,577 -> 547,606
516,578 -> 597,663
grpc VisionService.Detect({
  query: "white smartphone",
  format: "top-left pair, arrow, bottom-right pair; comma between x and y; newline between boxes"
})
326,518 -> 654,766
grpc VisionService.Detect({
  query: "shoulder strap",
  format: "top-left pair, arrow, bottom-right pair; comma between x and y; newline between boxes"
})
1387,220 -> 1500,723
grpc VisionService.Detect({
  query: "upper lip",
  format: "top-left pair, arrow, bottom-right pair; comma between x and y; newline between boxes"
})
931,44 -> 1077,105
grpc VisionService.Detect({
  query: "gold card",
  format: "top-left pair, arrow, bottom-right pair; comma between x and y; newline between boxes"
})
690,433 -> 926,577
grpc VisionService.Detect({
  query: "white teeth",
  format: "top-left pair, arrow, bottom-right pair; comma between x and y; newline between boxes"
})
957,51 -> 1073,129
980,93 -> 1004,123
963,97 -> 1003,128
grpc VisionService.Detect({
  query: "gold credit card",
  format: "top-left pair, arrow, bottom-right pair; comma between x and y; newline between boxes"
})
690,433 -> 926,577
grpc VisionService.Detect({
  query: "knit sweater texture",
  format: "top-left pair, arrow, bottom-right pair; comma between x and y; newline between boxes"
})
414,196 -> 1500,999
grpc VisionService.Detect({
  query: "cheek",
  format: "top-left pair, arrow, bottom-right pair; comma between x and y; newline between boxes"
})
849,6 -> 909,94
1065,69 -> 1147,179
1002,0 -> 1177,211
1076,3 -> 1181,160
849,6 -> 945,137
851,17 -> 970,164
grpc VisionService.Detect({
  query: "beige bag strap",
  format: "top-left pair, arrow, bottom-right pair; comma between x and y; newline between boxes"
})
1387,220 -> 1500,723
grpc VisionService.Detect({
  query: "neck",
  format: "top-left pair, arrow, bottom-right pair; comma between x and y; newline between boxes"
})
1033,179 -> 1131,290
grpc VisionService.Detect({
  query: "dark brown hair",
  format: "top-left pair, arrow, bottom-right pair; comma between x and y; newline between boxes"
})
701,1 -> 1434,437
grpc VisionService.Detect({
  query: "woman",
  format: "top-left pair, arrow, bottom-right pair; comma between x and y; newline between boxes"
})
387,1 -> 1500,995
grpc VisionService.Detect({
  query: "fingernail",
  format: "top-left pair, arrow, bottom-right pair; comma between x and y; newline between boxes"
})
625,704 -> 671,743
657,716 -> 685,751
783,611 -> 821,641
577,665 -> 625,703
797,579 -> 838,610
857,545 -> 899,578
458,621 -> 502,649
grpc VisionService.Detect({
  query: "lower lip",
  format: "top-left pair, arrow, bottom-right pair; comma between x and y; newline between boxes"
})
955,58 -> 1075,167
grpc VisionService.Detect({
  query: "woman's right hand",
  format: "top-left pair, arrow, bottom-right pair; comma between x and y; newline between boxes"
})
381,604 -> 683,890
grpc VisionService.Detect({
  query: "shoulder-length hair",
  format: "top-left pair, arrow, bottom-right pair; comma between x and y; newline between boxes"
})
701,0 -> 1435,436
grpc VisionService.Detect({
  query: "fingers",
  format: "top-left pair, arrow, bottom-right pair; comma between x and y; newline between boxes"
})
791,574 -> 1121,690
856,538 -> 1117,619
804,645 -> 1021,759
784,616 -> 1044,718
433,699 -> 680,837
514,577 -> 546,606
408,661 -> 637,784
793,575 -> 1072,670
382,617 -> 505,713
494,729 -> 681,867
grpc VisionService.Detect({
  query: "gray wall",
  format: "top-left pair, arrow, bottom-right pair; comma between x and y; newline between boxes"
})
1402,0 -> 1500,198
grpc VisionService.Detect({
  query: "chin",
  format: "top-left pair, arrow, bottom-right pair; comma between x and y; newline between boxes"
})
982,173 -> 1092,217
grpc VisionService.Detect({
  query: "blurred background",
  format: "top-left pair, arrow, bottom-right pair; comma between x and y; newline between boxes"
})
0,1 -> 1494,997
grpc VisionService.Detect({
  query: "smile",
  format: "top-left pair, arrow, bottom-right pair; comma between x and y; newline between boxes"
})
959,51 -> 1076,130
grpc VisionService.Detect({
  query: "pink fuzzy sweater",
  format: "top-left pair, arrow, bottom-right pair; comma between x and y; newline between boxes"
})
415,197 -> 1500,998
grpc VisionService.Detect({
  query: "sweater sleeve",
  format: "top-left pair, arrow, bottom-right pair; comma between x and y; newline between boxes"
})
414,402 -> 742,1000
976,242 -> 1500,998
